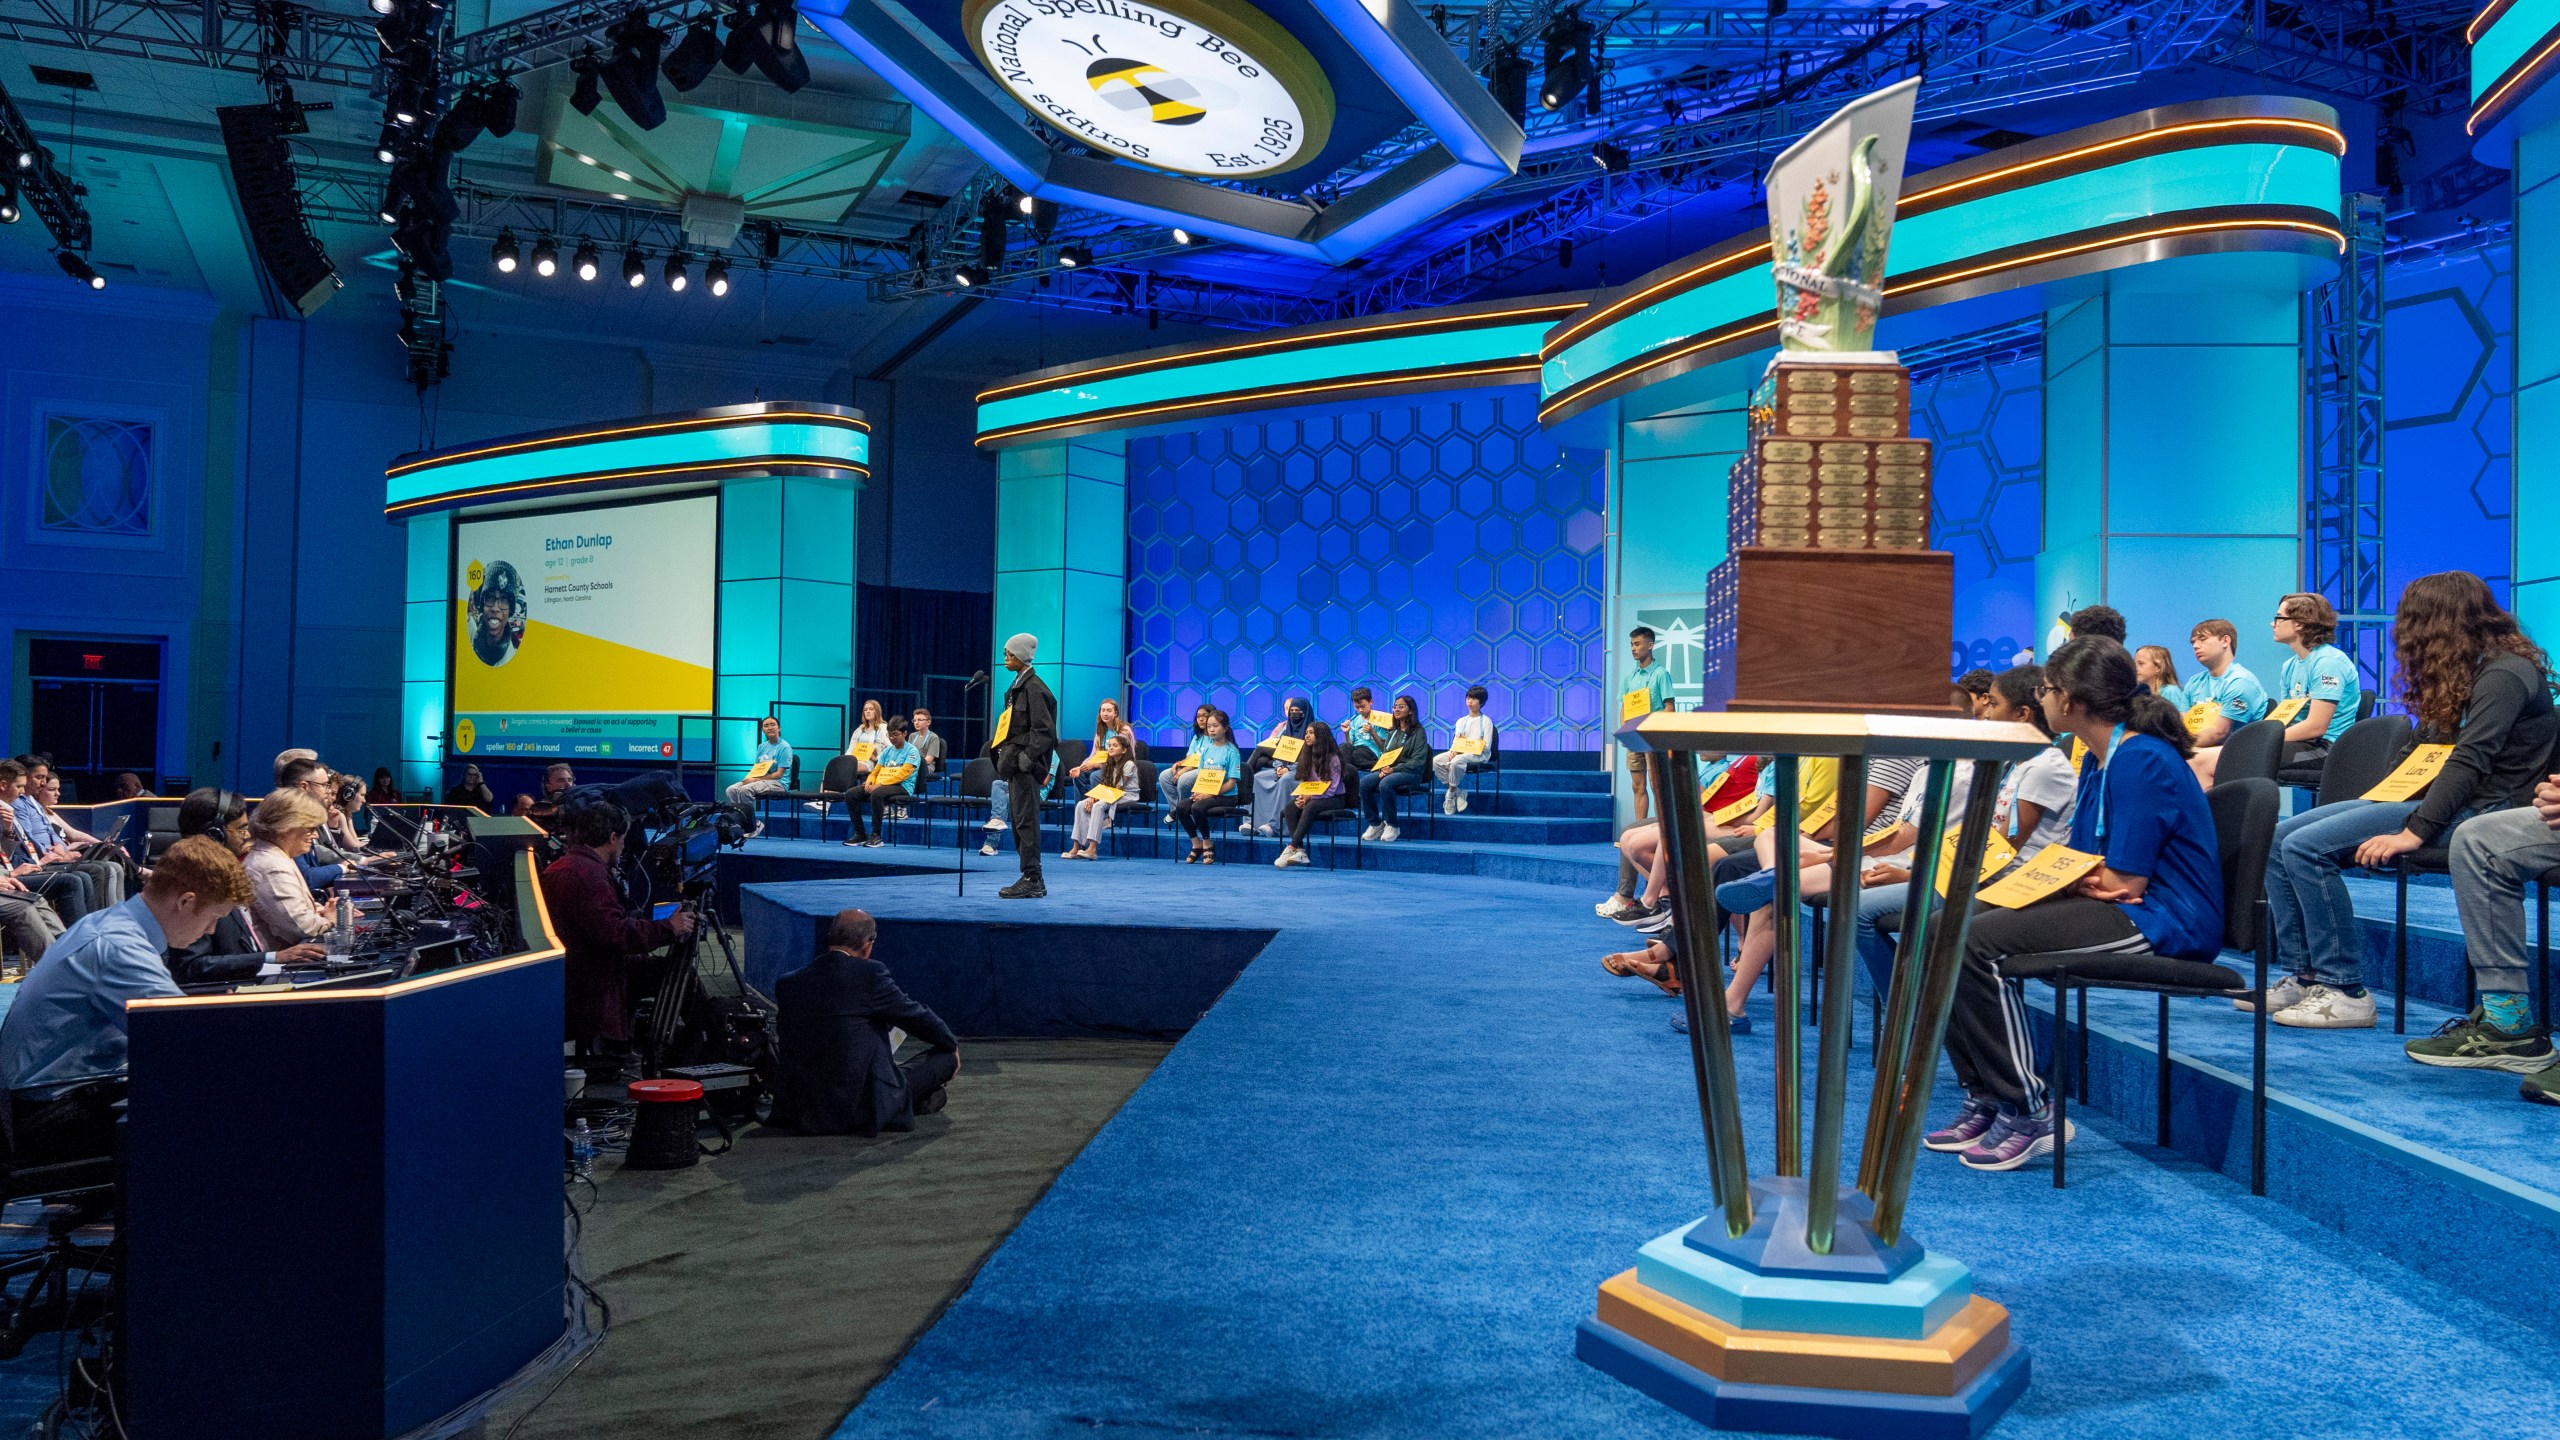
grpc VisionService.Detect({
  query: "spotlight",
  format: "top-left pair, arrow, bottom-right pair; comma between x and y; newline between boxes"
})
722,7 -> 757,73
1487,47 -> 1529,126
1539,13 -> 1592,112
749,0 -> 810,91
663,17 -> 721,91
603,13 -> 669,130
369,0 -> 393,14
1024,196 -> 1057,238
11,148 -> 30,170
375,141 -> 397,164
953,263 -> 988,287
482,73 -> 521,136
1171,227 -> 1194,245
705,255 -> 730,296
570,52 -> 603,115
573,239 -> 601,281
664,250 -> 689,291
1590,141 -> 1629,172
56,251 -> 102,289
623,246 -> 647,287
1056,244 -> 1091,268
492,230 -> 520,273
0,187 -> 18,224
377,189 -> 400,224
1015,191 -> 1035,216
531,235 -> 559,277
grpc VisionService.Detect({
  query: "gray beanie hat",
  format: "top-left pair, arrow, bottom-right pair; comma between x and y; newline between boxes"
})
1004,632 -> 1038,662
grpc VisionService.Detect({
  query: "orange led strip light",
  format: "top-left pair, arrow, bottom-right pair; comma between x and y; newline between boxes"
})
384,455 -> 867,515
978,361 -> 1544,446
388,411 -> 868,478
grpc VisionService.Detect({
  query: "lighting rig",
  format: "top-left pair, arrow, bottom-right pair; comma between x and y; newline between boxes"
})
0,76 -> 100,288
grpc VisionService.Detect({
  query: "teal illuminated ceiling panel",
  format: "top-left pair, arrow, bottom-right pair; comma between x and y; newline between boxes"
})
385,403 -> 869,516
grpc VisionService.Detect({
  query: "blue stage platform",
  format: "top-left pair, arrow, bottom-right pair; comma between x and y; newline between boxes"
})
720,841 -> 2560,1440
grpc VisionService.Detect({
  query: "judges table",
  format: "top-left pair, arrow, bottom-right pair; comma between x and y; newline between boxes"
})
121,848 -> 566,1438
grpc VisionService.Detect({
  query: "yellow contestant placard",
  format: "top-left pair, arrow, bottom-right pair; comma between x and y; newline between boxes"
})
850,741 -> 878,763
1086,783 -> 1124,804
1370,749 -> 1399,773
1292,779 -> 1328,798
1797,794 -> 1839,835
1710,794 -> 1760,826
2363,743 -> 2454,802
992,708 -> 1013,746
1455,736 -> 1487,756
2068,735 -> 2087,767
1192,767 -> 1227,797
870,763 -> 916,787
1936,827 -> 2018,897
1270,735 -> 1304,763
744,759 -> 777,781
1621,689 -> 1653,722
1977,843 -> 2102,909
2182,701 -> 2220,734
2266,696 -> 2311,725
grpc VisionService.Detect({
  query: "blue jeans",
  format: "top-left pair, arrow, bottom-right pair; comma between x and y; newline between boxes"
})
1851,881 -> 1909,998
1359,769 -> 1427,825
2265,798 -> 2421,987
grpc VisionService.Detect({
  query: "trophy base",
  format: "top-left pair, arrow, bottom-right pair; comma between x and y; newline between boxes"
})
1578,1310 -> 2030,1440
1681,1177 -> 1929,1282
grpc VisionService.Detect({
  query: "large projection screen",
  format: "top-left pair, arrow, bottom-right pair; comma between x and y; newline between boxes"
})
449,493 -> 717,761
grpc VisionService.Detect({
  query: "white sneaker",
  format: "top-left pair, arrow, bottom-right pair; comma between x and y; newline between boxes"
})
982,819 -> 1004,832
1379,825 -> 1400,843
1361,824 -> 1381,841
2234,974 -> 2309,1013
1275,847 -> 1303,868
2271,984 -> 2378,1030
1452,791 -> 1469,814
979,842 -> 998,856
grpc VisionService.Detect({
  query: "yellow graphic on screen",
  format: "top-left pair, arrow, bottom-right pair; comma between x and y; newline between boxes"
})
454,718 -> 477,753
1088,58 -> 1207,125
452,605 -> 713,714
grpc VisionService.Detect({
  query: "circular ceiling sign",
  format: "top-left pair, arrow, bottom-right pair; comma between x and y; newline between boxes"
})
964,0 -> 1336,179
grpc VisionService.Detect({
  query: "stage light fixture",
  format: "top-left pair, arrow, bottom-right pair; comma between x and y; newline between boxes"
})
1015,191 -> 1035,216
1591,141 -> 1629,172
664,251 -> 689,291
0,187 -> 18,224
377,189 -> 400,223
531,235 -> 558,276
1171,227 -> 1194,245
570,52 -> 603,115
705,256 -> 730,295
375,138 -> 397,163
1057,244 -> 1091,268
370,0 -> 395,13
480,73 -> 521,136
663,17 -> 721,91
11,149 -> 30,171
1539,15 -> 1593,112
603,13 -> 669,130
492,230 -> 520,272
573,239 -> 601,280
1488,47 -> 1529,126
748,0 -> 810,91
623,246 -> 648,287
56,250 -> 102,289
953,263 -> 987,287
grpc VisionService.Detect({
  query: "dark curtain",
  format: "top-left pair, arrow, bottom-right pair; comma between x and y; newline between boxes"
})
857,584 -> 996,757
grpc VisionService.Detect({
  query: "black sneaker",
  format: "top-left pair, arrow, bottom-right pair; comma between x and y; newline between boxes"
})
998,877 -> 1046,899
912,1084 -> 949,1116
1613,899 -> 1668,929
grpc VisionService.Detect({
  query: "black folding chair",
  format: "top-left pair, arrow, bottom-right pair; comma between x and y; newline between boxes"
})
770,755 -> 862,840
1104,757 -> 1158,857
921,757 -> 994,850
2008,777 -> 2282,1194
2274,692 -> 2379,792
2212,719 -> 2286,788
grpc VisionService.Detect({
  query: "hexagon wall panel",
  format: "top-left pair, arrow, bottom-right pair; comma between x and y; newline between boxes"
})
2383,238 -> 2513,604
1125,389 -> 1605,749
1909,352 -> 2043,679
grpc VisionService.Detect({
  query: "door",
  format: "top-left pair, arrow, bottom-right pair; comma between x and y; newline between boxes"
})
25,637 -> 162,801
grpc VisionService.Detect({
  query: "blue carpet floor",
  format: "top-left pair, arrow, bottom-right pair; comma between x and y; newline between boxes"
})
805,859 -> 2560,1440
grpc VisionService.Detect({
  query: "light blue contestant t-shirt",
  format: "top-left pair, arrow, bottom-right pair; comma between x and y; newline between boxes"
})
1627,660 -> 1675,712
2187,663 -> 2269,726
2279,645 -> 2361,743
2155,683 -> 2190,713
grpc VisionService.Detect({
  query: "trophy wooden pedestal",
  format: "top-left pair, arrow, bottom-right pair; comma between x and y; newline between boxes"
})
1698,548 -> 1954,713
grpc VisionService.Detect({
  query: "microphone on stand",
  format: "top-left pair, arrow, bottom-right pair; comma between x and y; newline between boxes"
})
965,669 -> 989,691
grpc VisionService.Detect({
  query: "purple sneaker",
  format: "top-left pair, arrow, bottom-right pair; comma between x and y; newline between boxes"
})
1958,1111 -> 2075,1171
1922,1097 -> 1999,1152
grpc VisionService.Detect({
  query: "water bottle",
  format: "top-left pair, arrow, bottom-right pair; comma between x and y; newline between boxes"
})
570,1118 -> 595,1180
334,896 -> 355,950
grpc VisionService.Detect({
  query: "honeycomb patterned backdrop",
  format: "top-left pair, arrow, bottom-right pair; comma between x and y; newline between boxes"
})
2383,237 -> 2512,604
1907,351 -> 2043,678
1125,389 -> 1608,750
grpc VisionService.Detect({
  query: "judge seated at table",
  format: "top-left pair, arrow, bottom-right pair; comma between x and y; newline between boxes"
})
768,908 -> 958,1137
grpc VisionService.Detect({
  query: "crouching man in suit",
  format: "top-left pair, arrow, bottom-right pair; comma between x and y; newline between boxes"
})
769,908 -> 959,1136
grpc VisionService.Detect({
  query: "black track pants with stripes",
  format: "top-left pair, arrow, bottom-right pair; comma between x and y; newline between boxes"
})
1944,895 -> 2151,1118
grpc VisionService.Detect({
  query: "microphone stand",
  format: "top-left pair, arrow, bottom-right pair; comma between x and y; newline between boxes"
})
959,669 -> 988,898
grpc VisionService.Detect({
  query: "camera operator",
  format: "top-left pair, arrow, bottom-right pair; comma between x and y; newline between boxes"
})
541,791 -> 696,1051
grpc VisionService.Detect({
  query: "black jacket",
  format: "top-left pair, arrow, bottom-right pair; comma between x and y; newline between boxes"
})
769,948 -> 957,1137
166,908 -> 271,987
2407,652 -> 2560,844
988,666 -> 1059,783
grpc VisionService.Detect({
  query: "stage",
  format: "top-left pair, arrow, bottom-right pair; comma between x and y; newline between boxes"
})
722,840 -> 2560,1440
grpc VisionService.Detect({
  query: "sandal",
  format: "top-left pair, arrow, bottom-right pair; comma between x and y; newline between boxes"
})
1601,952 -> 1682,996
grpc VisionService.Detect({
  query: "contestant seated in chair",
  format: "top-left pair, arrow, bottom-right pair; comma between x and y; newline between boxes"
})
767,908 -> 958,1137
540,792 -> 697,1053
847,719 -> 922,849
2268,591 -> 2360,768
1340,689 -> 1390,770
1927,637 -> 2222,1174
1956,668 -> 1997,719
1065,730 -> 1140,861
1272,721 -> 1349,869
1242,696 -> 1312,839
0,763 -> 98,925
725,715 -> 795,833
908,709 -> 947,781
1355,696 -> 1432,844
2179,618 -> 2270,785
1597,755 -> 1760,926
1984,665 -> 2079,868
1065,699 -> 1132,785
980,748 -> 1060,857
1433,686 -> 1495,816
1170,708 -> 1245,864
165,789 -> 327,985
2134,645 -> 2188,713
242,789 -> 350,945
842,699 -> 892,782
443,764 -> 498,811
2256,572 -> 2555,1032
2429,769 -> 2560,1089
0,836 -> 246,1167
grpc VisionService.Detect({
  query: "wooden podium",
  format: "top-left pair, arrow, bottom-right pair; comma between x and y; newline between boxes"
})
1698,357 -> 1958,714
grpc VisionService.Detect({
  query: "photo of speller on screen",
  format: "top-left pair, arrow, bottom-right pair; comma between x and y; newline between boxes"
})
468,559 -> 526,667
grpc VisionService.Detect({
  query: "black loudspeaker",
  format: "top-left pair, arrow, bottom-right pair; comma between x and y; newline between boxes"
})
217,103 -> 342,317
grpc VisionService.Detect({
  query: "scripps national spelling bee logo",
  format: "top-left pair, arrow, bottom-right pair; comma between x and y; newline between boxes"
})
966,0 -> 1333,178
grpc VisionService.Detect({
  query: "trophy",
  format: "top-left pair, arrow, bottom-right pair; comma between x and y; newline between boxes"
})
1578,711 -> 2048,1437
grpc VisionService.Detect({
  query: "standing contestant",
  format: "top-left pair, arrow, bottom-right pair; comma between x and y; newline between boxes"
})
988,634 -> 1057,899
1622,627 -> 1676,821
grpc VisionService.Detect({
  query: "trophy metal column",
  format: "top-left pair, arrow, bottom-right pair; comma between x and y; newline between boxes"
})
1577,711 -> 2049,1440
